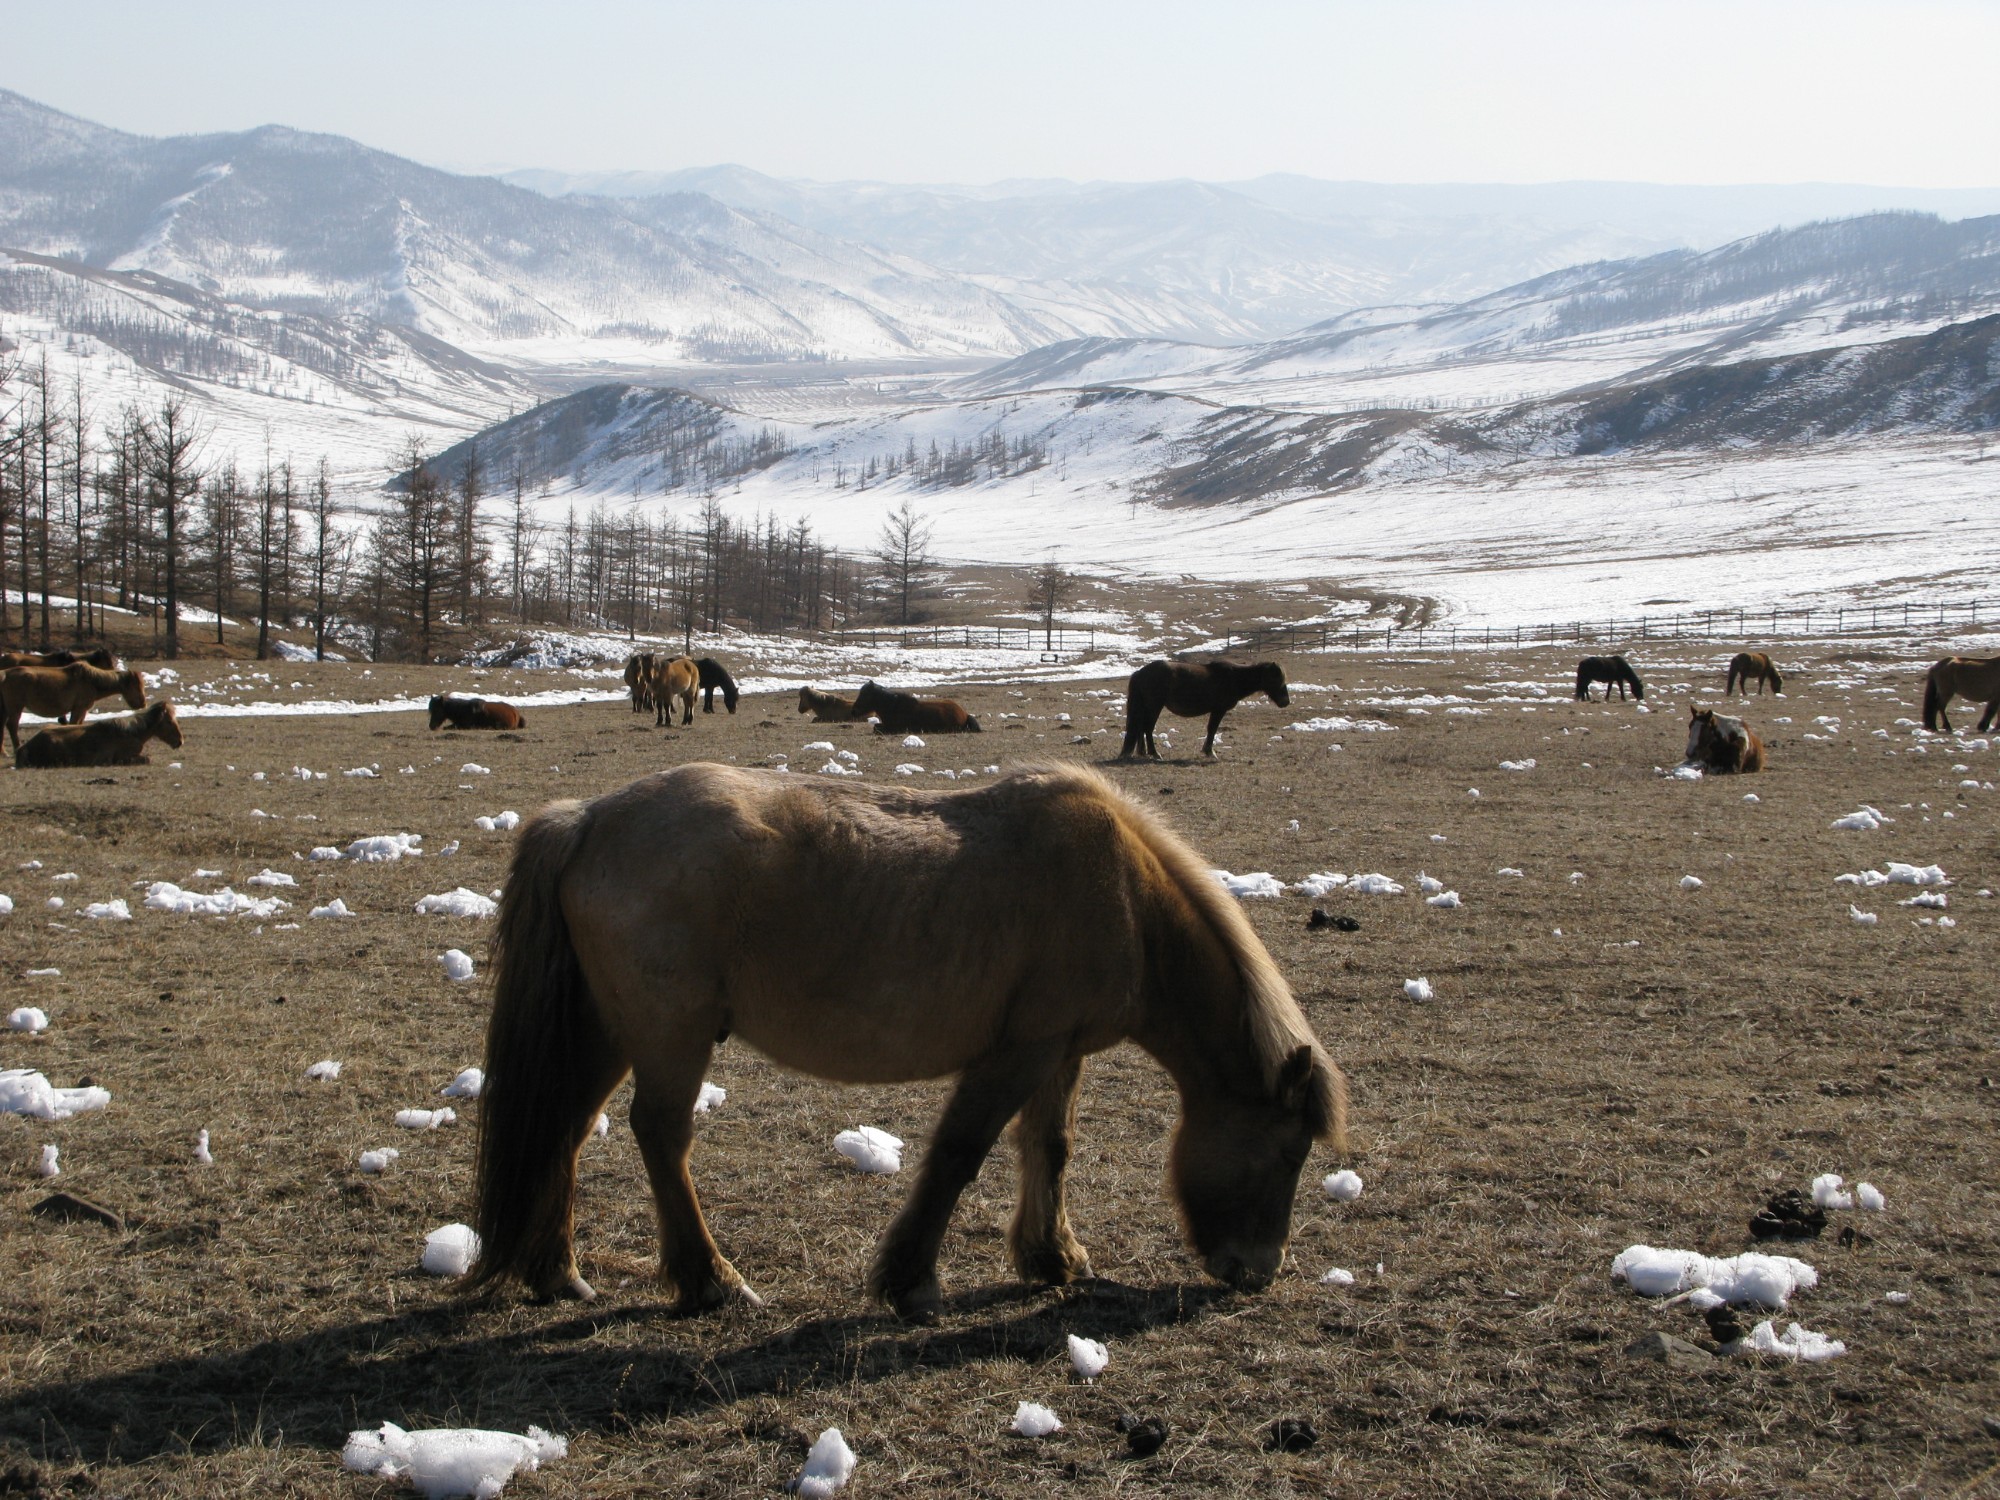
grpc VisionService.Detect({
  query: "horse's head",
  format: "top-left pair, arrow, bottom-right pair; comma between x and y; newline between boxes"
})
1172,1045 -> 1343,1292
1687,707 -> 1714,761
1769,666 -> 1784,693
797,687 -> 812,714
153,702 -> 184,750
86,647 -> 115,670
1262,663 -> 1290,709
119,671 -> 147,710
428,695 -> 446,730
723,682 -> 739,714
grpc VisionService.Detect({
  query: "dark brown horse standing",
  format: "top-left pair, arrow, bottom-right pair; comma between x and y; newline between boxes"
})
16,701 -> 183,769
0,647 -> 116,671
468,762 -> 1345,1321
854,680 -> 980,733
694,658 -> 739,714
1119,659 -> 1288,760
1725,652 -> 1784,696
623,653 -> 656,715
1575,655 -> 1645,702
1922,656 -> 2000,732
428,695 -> 526,730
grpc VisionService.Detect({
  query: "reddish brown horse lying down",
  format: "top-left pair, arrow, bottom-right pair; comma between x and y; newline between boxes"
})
0,646 -> 116,671
17,701 -> 182,769
853,680 -> 980,734
2,662 -> 147,752
1121,658 -> 1288,759
470,762 -> 1346,1321
1686,706 -> 1766,774
428,695 -> 526,730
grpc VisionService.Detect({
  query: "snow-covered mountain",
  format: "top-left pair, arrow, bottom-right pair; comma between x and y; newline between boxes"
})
0,89 -> 1076,368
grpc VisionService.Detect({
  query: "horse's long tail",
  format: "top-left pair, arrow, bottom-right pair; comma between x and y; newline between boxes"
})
469,798 -> 625,1298
1923,665 -> 1946,732
1110,776 -> 1346,1150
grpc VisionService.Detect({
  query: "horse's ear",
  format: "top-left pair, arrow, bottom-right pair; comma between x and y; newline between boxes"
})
1276,1045 -> 1315,1109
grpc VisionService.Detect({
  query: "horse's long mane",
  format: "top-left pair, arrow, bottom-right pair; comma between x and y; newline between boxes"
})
1074,765 -> 1344,1146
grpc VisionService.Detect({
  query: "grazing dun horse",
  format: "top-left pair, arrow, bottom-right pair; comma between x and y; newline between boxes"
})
1922,656 -> 2000,733
694,658 -> 739,715
1686,706 -> 1766,774
2,663 -> 147,752
16,701 -> 183,769
798,686 -> 859,723
1725,652 -> 1784,696
853,680 -> 980,734
647,654 -> 700,727
1120,659 -> 1288,760
1574,654 -> 1645,703
469,763 -> 1346,1321
428,695 -> 526,730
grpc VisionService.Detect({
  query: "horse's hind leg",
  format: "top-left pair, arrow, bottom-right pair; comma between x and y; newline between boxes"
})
626,1042 -> 762,1314
1980,698 -> 2000,733
869,1037 -> 1068,1322
1006,1053 -> 1091,1288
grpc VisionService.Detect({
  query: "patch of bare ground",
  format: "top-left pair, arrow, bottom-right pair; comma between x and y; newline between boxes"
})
2,642 -> 1996,1496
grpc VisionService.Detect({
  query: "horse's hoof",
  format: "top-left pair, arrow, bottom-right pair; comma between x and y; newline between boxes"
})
565,1274 -> 598,1302
891,1291 -> 942,1325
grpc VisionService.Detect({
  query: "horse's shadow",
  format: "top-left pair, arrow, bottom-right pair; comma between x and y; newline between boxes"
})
0,1278 -> 1227,1466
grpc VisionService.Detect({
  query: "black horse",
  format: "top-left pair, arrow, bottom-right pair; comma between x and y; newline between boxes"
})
695,657 -> 739,714
1120,658 -> 1289,760
1575,655 -> 1645,702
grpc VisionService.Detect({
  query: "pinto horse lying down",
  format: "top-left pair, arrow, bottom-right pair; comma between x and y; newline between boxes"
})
429,695 -> 526,730
1686,706 -> 1765,774
468,762 -> 1346,1322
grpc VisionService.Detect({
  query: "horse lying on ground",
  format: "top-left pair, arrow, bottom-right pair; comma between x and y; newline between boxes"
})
1686,706 -> 1766,773
854,680 -> 980,734
623,653 -> 656,714
2,663 -> 147,752
648,654 -> 699,727
468,762 -> 1346,1321
695,658 -> 739,715
1725,652 -> 1783,696
0,646 -> 116,672
1120,659 -> 1288,760
16,701 -> 182,769
1575,655 -> 1645,702
798,686 -> 858,722
428,695 -> 526,730
1922,656 -> 2000,733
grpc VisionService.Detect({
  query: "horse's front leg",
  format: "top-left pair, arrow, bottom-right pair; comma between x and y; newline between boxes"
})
1202,709 -> 1226,756
626,1038 -> 762,1314
1007,1053 -> 1091,1287
869,1038 -> 1067,1323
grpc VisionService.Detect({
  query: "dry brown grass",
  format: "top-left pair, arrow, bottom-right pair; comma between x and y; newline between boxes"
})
3,641 -> 1998,1497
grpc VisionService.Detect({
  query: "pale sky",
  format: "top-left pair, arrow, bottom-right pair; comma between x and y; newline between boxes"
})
5,0 -> 1997,187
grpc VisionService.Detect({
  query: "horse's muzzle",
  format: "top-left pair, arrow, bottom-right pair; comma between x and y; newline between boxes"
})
1206,1245 -> 1283,1292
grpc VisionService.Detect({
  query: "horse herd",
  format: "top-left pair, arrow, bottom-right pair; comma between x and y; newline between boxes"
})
9,633 -> 2000,1323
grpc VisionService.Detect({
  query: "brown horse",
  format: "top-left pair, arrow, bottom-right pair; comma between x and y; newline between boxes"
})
428,695 -> 526,730
1120,659 -> 1288,760
1922,656 -> 2000,733
1575,654 -> 1645,702
853,680 -> 981,734
1725,651 -> 1783,696
0,646 -> 116,671
623,653 -> 656,715
1686,706 -> 1766,773
648,654 -> 699,727
16,701 -> 183,769
2,663 -> 147,752
798,686 -> 859,723
469,762 -> 1346,1321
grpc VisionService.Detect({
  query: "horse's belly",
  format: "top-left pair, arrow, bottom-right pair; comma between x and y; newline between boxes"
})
732,987 -> 1005,1084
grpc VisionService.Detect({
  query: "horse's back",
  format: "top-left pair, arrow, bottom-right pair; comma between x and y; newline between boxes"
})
557,764 -> 1145,1082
